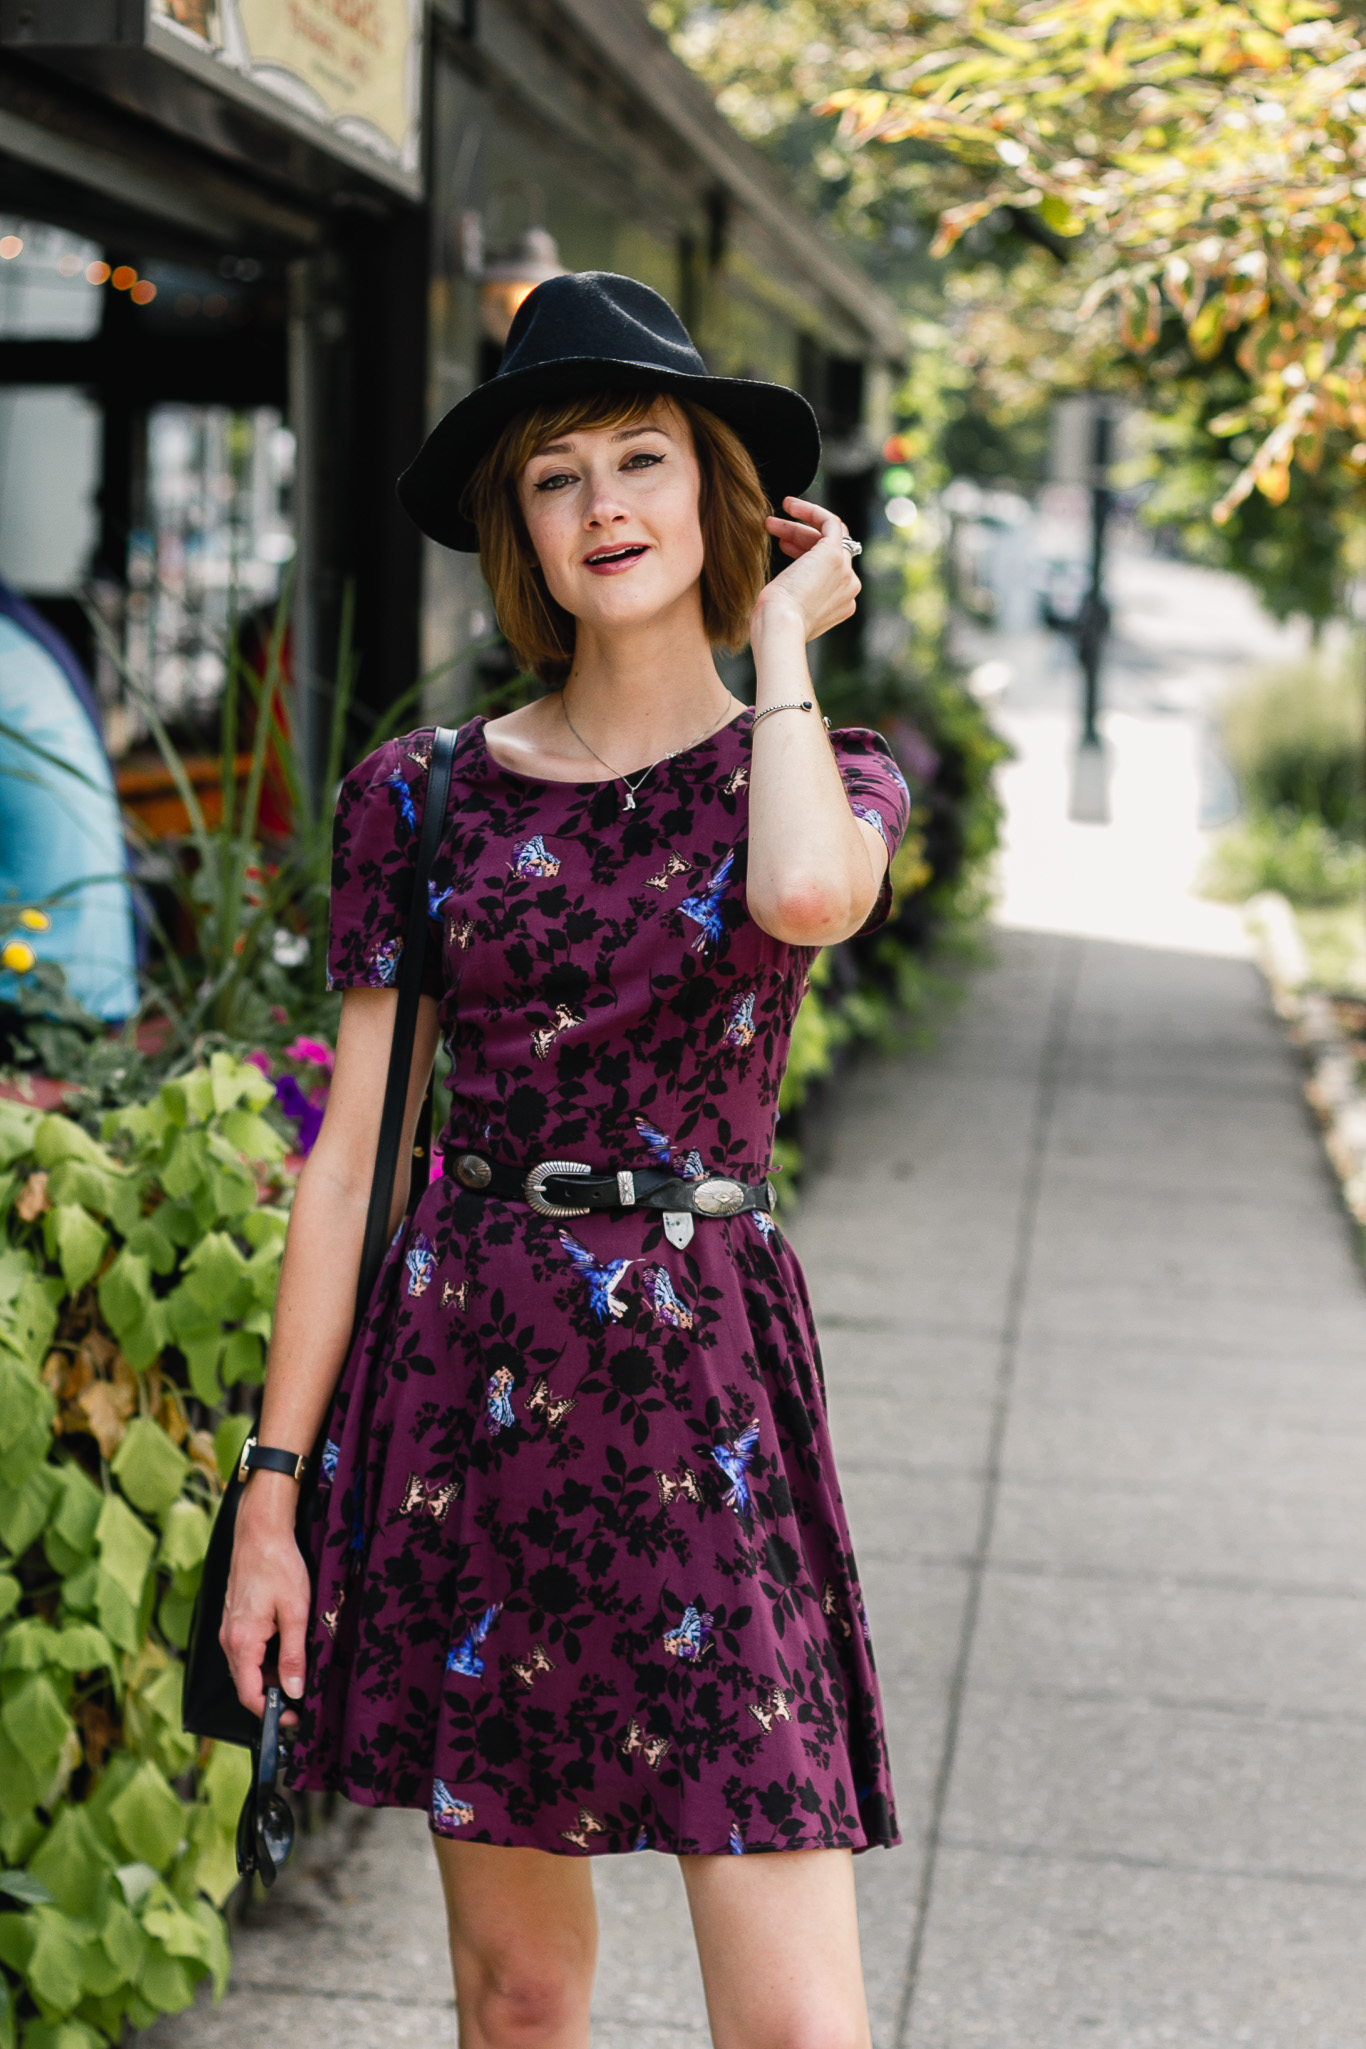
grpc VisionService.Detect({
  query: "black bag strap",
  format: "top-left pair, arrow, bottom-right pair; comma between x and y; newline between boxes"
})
353,725 -> 458,1330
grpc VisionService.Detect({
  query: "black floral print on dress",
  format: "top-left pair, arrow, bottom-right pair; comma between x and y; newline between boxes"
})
291,711 -> 910,1856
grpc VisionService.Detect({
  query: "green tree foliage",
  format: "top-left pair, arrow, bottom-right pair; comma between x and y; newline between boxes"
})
656,1 -> 1366,617
0,1056 -> 291,2045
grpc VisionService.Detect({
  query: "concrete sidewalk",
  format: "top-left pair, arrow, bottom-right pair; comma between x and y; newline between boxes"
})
148,918 -> 1366,2048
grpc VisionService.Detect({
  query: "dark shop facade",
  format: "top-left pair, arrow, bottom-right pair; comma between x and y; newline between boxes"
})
0,0 -> 905,783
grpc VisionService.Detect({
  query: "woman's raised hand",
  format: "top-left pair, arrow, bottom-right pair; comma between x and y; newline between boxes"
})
753,495 -> 861,644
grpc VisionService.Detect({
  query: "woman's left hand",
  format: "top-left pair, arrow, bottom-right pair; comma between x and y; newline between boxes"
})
752,496 -> 861,645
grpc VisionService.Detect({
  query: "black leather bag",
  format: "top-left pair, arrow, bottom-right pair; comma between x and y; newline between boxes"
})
182,726 -> 459,1747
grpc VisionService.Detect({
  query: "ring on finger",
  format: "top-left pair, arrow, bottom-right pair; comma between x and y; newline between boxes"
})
840,537 -> 863,559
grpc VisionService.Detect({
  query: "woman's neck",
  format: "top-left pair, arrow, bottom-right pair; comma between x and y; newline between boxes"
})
561,603 -> 735,762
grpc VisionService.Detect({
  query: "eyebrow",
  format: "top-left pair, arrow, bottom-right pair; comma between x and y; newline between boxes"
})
531,424 -> 673,458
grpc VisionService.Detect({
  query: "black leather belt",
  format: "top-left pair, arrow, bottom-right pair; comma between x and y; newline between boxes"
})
446,1150 -> 774,1222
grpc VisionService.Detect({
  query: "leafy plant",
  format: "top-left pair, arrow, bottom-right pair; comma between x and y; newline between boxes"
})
1218,649 -> 1365,836
0,1055 -> 292,2045
1203,810 -> 1366,906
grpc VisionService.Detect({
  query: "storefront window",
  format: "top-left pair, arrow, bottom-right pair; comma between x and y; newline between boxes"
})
0,215 -> 104,340
125,405 -> 296,724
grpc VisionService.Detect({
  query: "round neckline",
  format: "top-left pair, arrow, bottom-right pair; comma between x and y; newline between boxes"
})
471,704 -> 753,792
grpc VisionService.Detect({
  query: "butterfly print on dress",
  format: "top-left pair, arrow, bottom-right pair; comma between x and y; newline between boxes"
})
643,1263 -> 694,1331
525,1376 -> 576,1429
431,1779 -> 475,1834
442,1279 -> 468,1310
486,1366 -> 516,1434
724,765 -> 748,795
367,936 -> 401,987
560,1807 -> 606,1849
646,851 -> 689,891
656,1465 -> 702,1508
511,834 -> 560,878
531,1004 -> 582,1060
394,1473 -> 458,1524
621,1719 -> 672,1768
663,1603 -> 714,1662
511,1642 -> 555,1689
405,1234 -> 435,1297
724,991 -> 756,1050
749,1687 -> 793,1735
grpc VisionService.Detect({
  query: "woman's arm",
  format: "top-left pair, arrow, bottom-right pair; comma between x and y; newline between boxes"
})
220,985 -> 440,1717
745,496 -> 888,947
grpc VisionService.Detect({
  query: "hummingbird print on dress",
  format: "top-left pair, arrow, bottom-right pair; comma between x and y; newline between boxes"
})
559,1232 -> 633,1321
712,1418 -> 760,1519
662,1603 -> 714,1662
852,802 -> 887,839
632,1826 -> 650,1851
750,1209 -> 776,1245
486,1366 -> 516,1434
634,1115 -> 673,1165
728,1822 -> 746,1855
643,1264 -> 694,1331
724,990 -> 756,1050
511,834 -> 560,879
446,1603 -> 500,1678
430,1779 -> 475,1834
320,1439 -> 341,1484
428,879 -> 453,918
405,1234 -> 435,1296
385,769 -> 416,833
679,849 -> 735,954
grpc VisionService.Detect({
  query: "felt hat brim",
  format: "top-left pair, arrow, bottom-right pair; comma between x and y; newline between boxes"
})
397,353 -> 821,553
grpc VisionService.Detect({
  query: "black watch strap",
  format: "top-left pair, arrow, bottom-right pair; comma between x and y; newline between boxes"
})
238,1437 -> 308,1485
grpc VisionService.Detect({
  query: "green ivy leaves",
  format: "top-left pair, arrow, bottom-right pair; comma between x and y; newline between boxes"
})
0,1054 -> 293,2044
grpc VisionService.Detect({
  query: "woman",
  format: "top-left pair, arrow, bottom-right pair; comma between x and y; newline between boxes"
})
222,273 -> 910,2049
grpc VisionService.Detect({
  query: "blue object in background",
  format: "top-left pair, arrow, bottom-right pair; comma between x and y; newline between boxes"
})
0,593 -> 137,1021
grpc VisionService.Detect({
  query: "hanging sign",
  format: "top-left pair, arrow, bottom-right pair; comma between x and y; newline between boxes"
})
148,0 -> 423,190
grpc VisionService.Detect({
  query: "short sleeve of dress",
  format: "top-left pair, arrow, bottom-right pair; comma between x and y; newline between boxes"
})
829,725 -> 913,935
326,729 -> 443,995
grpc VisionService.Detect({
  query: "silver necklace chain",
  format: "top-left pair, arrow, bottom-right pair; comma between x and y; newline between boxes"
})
560,691 -> 736,811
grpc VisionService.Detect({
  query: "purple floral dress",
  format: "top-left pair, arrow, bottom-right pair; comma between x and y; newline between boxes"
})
288,712 -> 910,1857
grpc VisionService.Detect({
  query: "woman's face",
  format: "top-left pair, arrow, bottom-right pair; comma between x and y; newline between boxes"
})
516,401 -> 706,635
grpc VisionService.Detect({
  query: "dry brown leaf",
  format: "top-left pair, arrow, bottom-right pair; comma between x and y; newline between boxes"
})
78,1330 -> 117,1375
78,1377 -> 136,1459
78,1700 -> 120,1775
41,1350 -> 66,1396
15,1170 -> 49,1222
187,1429 -> 220,1481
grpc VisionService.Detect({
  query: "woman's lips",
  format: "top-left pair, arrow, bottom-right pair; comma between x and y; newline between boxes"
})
583,543 -> 649,575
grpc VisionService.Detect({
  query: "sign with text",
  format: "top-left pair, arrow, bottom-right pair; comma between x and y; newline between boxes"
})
150,0 -> 422,187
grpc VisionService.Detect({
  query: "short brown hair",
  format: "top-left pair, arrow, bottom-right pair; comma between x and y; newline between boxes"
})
461,389 -> 772,686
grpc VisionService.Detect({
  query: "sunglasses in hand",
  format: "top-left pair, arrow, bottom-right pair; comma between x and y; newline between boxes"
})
236,1686 -> 297,1887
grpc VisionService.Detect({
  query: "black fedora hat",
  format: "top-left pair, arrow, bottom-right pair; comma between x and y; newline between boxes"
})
397,271 -> 821,553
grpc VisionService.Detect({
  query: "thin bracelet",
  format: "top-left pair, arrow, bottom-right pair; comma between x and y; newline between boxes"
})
752,699 -> 832,731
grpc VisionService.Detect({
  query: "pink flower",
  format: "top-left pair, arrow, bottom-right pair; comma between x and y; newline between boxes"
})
244,1049 -> 273,1076
285,1035 -> 335,1072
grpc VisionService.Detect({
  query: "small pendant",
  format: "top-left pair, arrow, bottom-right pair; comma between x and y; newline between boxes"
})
622,790 -> 636,811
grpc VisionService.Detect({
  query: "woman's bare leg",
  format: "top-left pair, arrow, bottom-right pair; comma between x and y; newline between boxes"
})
681,1846 -> 872,2049
432,1840 -> 598,2049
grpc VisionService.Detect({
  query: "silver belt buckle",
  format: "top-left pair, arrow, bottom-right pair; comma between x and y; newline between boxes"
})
524,1158 -> 593,1218
693,1177 -> 746,1218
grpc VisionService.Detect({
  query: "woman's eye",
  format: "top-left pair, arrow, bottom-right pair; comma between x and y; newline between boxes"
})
624,451 -> 664,471
533,470 -> 575,492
